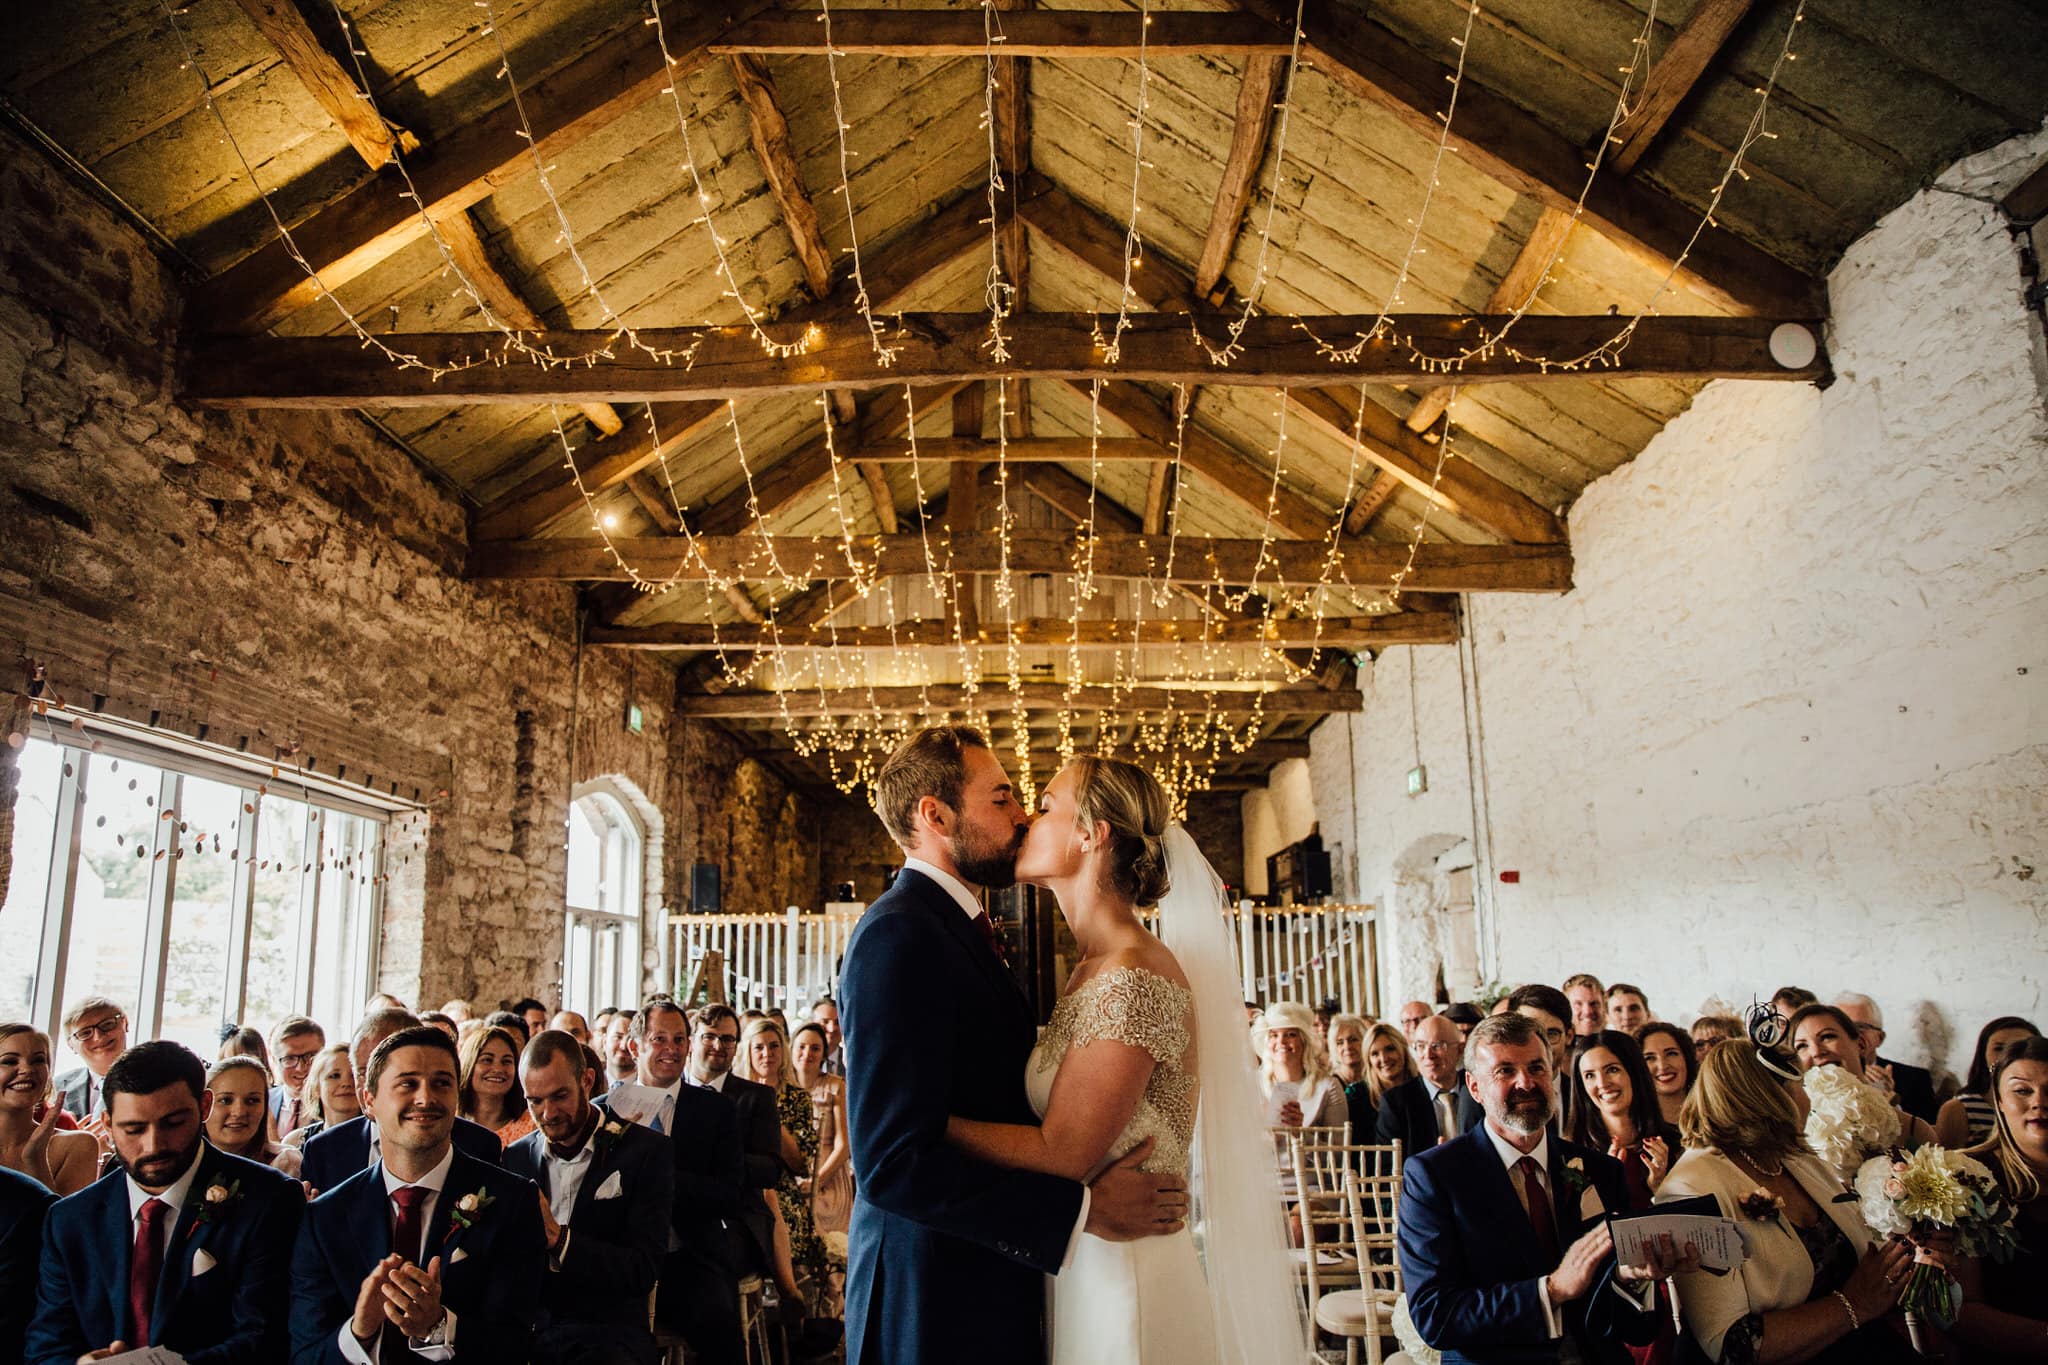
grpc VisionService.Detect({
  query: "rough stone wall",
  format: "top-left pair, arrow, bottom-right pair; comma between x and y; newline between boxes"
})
1182,789 -> 1246,896
669,721 -> 825,915
815,794 -> 902,906
1334,134 -> 2048,1079
0,133 -> 689,1018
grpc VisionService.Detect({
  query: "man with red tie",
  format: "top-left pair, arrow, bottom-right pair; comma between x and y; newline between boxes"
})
26,1040 -> 304,1365
270,1016 -> 328,1138
290,1024 -> 545,1365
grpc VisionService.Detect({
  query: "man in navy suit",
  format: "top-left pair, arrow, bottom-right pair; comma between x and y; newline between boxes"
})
1397,1013 -> 1681,1365
290,1024 -> 546,1365
302,1008 -> 501,1194
269,1016 -> 327,1138
682,1003 -> 782,1277
504,1029 -> 672,1365
840,725 -> 1190,1365
27,1041 -> 304,1365
1378,1013 -> 1485,1155
1,1166 -> 56,1355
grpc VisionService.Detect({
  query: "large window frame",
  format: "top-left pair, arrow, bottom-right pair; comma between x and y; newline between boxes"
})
562,781 -> 650,1018
6,717 -> 404,1052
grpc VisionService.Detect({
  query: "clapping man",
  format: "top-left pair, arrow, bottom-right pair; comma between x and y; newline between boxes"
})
301,1009 -> 502,1195
270,1016 -> 327,1138
1379,1013 -> 1484,1152
28,1041 -> 304,1365
53,996 -> 126,1139
504,1030 -> 672,1365
291,1025 -> 545,1365
1397,1013 -> 1680,1365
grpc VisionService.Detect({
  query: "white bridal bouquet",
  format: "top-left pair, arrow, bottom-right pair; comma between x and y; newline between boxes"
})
1803,1064 -> 1899,1180
1853,1145 -> 2019,1350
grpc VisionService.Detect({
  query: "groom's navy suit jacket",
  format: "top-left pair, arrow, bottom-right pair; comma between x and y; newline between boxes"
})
841,868 -> 1084,1365
1398,1128 -> 1655,1365
26,1142 -> 303,1365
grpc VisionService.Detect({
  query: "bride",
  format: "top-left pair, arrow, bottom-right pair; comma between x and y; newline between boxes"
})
945,757 -> 1309,1364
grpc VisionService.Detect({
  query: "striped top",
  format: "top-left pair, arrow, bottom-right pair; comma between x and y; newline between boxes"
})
1958,1090 -> 1998,1145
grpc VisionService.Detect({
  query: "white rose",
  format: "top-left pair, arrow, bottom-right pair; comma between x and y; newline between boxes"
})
457,1193 -> 480,1213
205,1184 -> 229,1204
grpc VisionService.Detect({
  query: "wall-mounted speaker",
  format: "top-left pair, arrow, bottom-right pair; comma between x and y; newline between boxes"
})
690,862 -> 722,914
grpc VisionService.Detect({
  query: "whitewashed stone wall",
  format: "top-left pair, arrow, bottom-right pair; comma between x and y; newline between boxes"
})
1282,132 -> 2048,1080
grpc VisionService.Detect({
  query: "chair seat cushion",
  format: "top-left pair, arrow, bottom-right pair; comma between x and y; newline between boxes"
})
1315,1287 -> 1400,1335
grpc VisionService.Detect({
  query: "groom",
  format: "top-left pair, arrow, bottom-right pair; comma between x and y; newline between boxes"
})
840,725 -> 1190,1365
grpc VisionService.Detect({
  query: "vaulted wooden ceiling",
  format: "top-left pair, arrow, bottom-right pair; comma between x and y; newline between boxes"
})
5,0 -> 2042,792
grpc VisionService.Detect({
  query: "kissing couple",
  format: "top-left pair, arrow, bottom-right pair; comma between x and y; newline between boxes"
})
837,725 -> 1308,1365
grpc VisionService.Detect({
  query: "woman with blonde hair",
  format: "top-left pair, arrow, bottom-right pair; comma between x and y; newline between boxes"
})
1655,1039 -> 1916,1365
1953,1034 -> 2048,1362
1326,1013 -> 1374,1125
737,1016 -> 836,1325
0,1023 -> 99,1194
1258,1000 -> 1351,1131
204,1055 -> 292,1174
283,1042 -> 359,1146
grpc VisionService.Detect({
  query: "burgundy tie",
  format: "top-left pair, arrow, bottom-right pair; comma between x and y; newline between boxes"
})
391,1184 -> 429,1265
973,912 -> 1007,966
128,1197 -> 168,1345
283,1097 -> 302,1136
1516,1157 -> 1561,1266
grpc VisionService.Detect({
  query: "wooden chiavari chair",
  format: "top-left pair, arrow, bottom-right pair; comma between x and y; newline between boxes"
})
1293,1140 -> 1405,1365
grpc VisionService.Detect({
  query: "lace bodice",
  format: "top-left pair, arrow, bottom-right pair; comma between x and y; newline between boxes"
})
1026,965 -> 1198,1176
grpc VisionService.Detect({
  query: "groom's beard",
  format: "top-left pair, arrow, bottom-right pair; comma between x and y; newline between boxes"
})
952,820 -> 1025,890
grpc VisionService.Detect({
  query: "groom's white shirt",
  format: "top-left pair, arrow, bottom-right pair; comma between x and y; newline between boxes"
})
898,857 -> 1089,1268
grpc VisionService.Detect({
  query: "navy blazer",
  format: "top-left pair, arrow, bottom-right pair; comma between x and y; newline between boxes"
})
840,869 -> 1084,1365
1377,1072 -> 1486,1156
1398,1127 -> 1654,1365
0,1167 -> 56,1358
299,1113 -> 502,1194
26,1143 -> 303,1365
1877,1056 -> 1940,1125
717,1071 -> 781,1269
599,1083 -> 744,1282
289,1147 -> 545,1365
503,1114 -> 673,1332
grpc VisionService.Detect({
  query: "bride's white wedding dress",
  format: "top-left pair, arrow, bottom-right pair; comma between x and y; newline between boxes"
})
1026,964 -> 1222,1365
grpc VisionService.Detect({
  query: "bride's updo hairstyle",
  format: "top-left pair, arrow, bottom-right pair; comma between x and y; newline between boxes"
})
1067,757 -> 1172,906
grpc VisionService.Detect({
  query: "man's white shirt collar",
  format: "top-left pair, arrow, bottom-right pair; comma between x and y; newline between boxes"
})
127,1146 -> 205,1219
1484,1120 -> 1550,1180
686,1068 -> 728,1093
381,1142 -> 456,1197
545,1111 -> 602,1168
901,856 -> 985,920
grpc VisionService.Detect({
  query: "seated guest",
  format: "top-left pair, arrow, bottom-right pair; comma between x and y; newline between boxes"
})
736,1016 -> 839,1351
439,999 -> 474,1024
688,1003 -> 784,1280
503,1029 -> 672,1365
0,1023 -> 100,1194
1936,1016 -> 2039,1148
1607,986 -> 1651,1033
1565,973 -> 1608,1038
1691,1015 -> 1739,1055
484,1008 -> 531,1047
459,1023 -> 536,1146
1365,1020 -> 1421,1121
204,1056 -> 293,1176
418,1012 -> 459,1041
300,1009 -> 501,1194
790,1021 -> 852,1257
579,1042 -> 610,1098
1511,984 -> 1578,1134
53,994 -> 127,1125
810,997 -> 844,1078
1328,1013 -> 1375,1124
217,1025 -> 273,1079
364,992 -> 408,1014
1656,1039 -> 1916,1365
1258,1000 -> 1350,1131
285,1044 -> 361,1147
1570,1031 -> 1679,1202
1,1165 -> 55,1353
1832,993 -> 1938,1125
290,1025 -> 546,1365
1399,1000 -> 1435,1041
1378,1012 -> 1483,1153
1444,1001 -> 1484,1041
1634,1023 -> 1697,1132
514,997 -> 551,1038
1397,1012 -> 1668,1365
28,1041 -> 303,1365
601,1008 -> 638,1085
268,1017 -> 327,1141
1786,1004 -> 1934,1148
605,996 -> 746,1365
1953,1035 -> 2048,1363
1770,986 -> 1818,1018
548,1010 -> 591,1045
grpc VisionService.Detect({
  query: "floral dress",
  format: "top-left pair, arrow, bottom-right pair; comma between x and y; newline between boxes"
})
777,1081 -> 825,1274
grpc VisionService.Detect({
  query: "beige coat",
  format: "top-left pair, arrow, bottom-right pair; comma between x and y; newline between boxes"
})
1655,1147 -> 1876,1362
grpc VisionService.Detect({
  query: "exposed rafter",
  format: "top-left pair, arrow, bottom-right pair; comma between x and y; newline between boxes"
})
1608,0 -> 1759,176
708,10 -> 1295,58
677,682 -> 1364,718
1194,55 -> 1288,302
590,613 -> 1456,650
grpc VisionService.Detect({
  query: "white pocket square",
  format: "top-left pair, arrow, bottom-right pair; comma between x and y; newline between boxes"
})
450,1247 -> 470,1264
594,1171 -> 624,1200
192,1247 -> 217,1276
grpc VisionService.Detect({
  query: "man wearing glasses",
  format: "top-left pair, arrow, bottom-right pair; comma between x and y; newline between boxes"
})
54,997 -> 128,1130
1378,1013 -> 1484,1153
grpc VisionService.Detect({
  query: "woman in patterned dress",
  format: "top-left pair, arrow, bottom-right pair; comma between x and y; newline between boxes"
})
737,1016 -> 830,1310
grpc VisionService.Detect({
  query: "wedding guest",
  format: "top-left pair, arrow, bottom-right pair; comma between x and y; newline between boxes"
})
1399,1000 -> 1434,1041
1397,1012 -> 1667,1365
1607,986 -> 1651,1033
217,1025 -> 273,1079
300,1008 -> 502,1193
1377,1012 -> 1483,1153
602,1007 -> 638,1084
364,992 -> 408,1014
1656,1039 -> 1916,1365
28,1041 -> 304,1365
1367,1020 -> 1421,1115
1570,1031 -> 1679,1201
1692,1015 -> 1739,1054
1953,1035 -> 2048,1362
504,1029 -> 672,1365
0,1165 -> 54,1354
1564,973 -> 1608,1038
0,1023 -> 99,1195
1770,986 -> 1817,1018
1936,1016 -> 2040,1148
268,1016 -> 326,1139
1832,993 -> 1938,1125
513,996 -> 551,1038
1445,1001 -> 1485,1041
285,1044 -> 360,1147
52,994 -> 127,1123
1786,1004 -> 1934,1147
738,1016 -> 838,1348
204,1056 -> 290,1172
687,1003 -> 783,1280
792,1021 -> 852,1293
485,1008 -> 531,1046
1329,1013 -> 1375,1123
459,1022 -> 536,1146
289,1025 -> 545,1365
439,999 -> 475,1024
1512,983 -> 1578,1133
580,1042 -> 609,1098
549,1010 -> 591,1045
627,998 -> 690,1130
1258,1000 -> 1350,1130
418,1011 -> 459,1040
1635,1022 -> 1697,1131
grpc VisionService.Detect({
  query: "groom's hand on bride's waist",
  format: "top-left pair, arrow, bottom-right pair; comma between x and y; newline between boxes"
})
1082,1137 -> 1191,1242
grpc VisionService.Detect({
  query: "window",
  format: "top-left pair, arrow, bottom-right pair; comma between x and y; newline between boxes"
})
562,788 -> 643,1018
2,726 -> 397,1066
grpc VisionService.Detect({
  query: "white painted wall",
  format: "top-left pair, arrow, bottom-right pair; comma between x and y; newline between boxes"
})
1284,131 -> 2048,1082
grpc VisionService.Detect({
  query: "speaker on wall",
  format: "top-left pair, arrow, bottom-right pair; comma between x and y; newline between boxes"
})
690,862 -> 722,914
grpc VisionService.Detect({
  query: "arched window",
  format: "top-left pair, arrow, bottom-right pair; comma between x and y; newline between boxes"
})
562,787 -> 645,1018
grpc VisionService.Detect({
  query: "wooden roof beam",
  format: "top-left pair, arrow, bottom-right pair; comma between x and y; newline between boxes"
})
1194,55 -> 1288,302
589,614 -> 1457,650
677,682 -> 1364,718
1608,0 -> 1758,177
710,10 -> 1294,58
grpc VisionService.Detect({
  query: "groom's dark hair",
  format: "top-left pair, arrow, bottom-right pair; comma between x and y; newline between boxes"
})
874,724 -> 990,848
